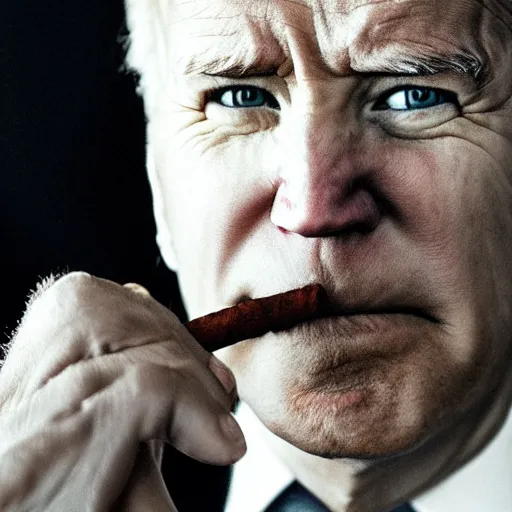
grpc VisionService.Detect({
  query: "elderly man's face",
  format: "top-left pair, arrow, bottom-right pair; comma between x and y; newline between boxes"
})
148,0 -> 512,458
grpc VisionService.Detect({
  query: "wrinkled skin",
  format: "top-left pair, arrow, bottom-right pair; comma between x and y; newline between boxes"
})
0,274 -> 244,512
137,0 -> 512,508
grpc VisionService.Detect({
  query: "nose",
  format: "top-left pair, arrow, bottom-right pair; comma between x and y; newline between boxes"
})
270,110 -> 382,238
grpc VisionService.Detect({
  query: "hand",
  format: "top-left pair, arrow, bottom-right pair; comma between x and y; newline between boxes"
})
0,272 -> 245,512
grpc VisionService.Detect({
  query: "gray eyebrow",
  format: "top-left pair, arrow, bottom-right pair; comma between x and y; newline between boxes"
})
185,52 -> 488,87
357,51 -> 488,86
179,43 -> 489,87
183,56 -> 280,78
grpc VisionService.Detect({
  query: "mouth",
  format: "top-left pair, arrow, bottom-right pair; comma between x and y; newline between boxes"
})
287,294 -> 442,351
191,284 -> 441,352
325,304 -> 440,325
236,284 -> 440,328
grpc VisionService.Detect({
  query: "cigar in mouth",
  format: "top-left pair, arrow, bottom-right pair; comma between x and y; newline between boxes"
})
185,284 -> 329,351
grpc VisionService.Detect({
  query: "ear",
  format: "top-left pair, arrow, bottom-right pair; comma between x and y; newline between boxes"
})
146,140 -> 179,271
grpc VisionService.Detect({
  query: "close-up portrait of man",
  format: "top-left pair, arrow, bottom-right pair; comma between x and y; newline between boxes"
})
0,0 -> 511,511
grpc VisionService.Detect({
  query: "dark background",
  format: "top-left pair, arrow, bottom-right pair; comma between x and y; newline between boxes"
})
0,1 -> 229,509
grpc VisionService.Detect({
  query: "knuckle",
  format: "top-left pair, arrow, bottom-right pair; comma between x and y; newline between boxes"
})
51,271 -> 95,302
26,271 -> 95,316
3,274 -> 95,380
44,364 -> 104,419
54,271 -> 93,288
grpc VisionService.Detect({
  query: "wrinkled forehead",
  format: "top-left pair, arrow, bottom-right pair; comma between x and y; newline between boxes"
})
168,0 -> 511,18
166,0 -> 512,77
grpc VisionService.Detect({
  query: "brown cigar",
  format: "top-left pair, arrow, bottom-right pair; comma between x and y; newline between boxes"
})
185,284 -> 328,351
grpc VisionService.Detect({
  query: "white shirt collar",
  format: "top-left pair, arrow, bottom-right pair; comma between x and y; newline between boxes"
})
225,402 -> 512,512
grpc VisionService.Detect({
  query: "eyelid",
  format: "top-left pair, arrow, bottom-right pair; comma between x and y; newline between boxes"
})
372,85 -> 461,111
205,85 -> 281,110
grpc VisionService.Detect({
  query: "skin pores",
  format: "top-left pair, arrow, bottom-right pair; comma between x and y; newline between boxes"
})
141,0 -> 512,459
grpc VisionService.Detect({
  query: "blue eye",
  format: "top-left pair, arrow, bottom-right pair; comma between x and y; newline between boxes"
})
375,87 -> 459,111
210,86 -> 280,109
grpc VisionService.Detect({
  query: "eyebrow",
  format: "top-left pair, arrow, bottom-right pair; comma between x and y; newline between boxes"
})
181,53 -> 282,79
189,60 -> 279,78
352,50 -> 488,86
181,47 -> 489,86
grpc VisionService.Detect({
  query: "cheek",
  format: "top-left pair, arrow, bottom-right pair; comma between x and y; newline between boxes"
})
379,137 -> 512,403
392,137 -> 512,359
460,150 -> 512,375
152,111 -> 277,316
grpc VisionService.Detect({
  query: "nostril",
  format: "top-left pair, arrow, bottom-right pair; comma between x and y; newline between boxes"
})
325,188 -> 381,234
341,220 -> 379,236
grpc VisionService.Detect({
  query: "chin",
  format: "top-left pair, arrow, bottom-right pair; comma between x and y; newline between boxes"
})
262,376 -> 435,459
271,397 -> 434,459
224,309 -> 494,460
234,344 -> 482,460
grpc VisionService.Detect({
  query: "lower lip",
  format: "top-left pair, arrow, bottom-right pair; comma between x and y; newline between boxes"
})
277,313 -> 431,375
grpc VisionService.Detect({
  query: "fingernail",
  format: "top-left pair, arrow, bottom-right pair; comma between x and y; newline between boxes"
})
208,356 -> 236,394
